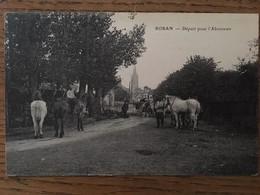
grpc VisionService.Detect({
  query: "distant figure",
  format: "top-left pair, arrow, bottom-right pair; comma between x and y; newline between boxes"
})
33,90 -> 43,101
66,86 -> 76,122
155,97 -> 165,128
87,92 -> 94,117
74,94 -> 88,131
121,100 -> 129,118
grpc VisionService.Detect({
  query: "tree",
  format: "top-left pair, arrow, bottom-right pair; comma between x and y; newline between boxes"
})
234,39 -> 258,103
41,13 -> 146,98
212,70 -> 239,102
5,13 -> 50,95
154,55 -> 218,102
6,13 -> 147,117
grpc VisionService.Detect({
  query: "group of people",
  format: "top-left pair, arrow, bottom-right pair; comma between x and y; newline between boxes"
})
133,96 -> 166,128
32,86 -> 78,124
44,86 -> 170,130
33,86 -> 77,108
31,86 -> 84,138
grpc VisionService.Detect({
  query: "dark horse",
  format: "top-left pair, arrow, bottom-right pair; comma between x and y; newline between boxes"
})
53,99 -> 68,138
53,95 -> 88,137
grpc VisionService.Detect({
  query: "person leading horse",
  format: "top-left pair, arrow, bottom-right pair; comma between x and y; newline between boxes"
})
155,96 -> 166,128
66,86 -> 77,122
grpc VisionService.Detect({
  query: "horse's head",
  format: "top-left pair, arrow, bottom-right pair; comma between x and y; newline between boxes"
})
165,95 -> 177,106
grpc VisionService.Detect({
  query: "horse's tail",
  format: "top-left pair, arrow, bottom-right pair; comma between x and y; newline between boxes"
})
35,101 -> 41,119
196,101 -> 201,116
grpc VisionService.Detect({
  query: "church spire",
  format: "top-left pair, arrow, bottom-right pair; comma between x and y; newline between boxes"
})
132,65 -> 139,91
130,65 -> 139,100
133,65 -> 137,76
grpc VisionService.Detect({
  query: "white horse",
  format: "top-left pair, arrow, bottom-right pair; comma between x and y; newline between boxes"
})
31,100 -> 47,138
165,96 -> 201,130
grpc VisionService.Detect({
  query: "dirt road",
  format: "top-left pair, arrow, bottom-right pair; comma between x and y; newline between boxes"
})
6,116 -> 257,176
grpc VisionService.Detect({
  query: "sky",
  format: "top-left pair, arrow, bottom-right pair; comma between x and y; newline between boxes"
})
112,13 -> 258,89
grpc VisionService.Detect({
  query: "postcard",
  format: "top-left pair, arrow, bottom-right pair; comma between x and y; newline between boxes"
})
5,12 -> 258,176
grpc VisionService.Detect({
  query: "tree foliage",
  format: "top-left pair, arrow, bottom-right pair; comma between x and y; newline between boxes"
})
5,12 -> 146,119
154,46 -> 258,127
154,55 -> 218,101
5,12 -> 146,101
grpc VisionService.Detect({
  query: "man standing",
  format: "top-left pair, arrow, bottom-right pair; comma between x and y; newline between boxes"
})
67,86 -> 76,122
121,100 -> 129,118
155,97 -> 165,128
33,90 -> 43,101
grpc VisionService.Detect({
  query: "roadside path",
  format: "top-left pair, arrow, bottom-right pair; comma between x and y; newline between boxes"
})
6,116 -> 151,152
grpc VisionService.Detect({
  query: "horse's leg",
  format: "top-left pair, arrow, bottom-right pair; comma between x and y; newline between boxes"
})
67,107 -> 72,124
190,112 -> 196,130
170,113 -> 175,128
186,113 -> 191,127
185,113 -> 191,128
193,114 -> 198,130
80,120 -> 83,131
178,114 -> 182,129
39,117 -> 44,138
68,111 -> 72,123
184,114 -> 188,128
78,113 -> 82,131
60,116 -> 64,138
179,113 -> 184,129
33,118 -> 38,138
173,112 -> 179,129
54,116 -> 59,137
80,113 -> 84,131
77,114 -> 80,131
65,110 -> 70,126
71,112 -> 74,123
170,113 -> 174,127
80,118 -> 83,131
68,103 -> 73,123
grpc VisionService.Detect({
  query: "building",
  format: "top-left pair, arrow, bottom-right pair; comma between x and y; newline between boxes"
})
103,82 -> 129,107
103,90 -> 115,107
129,66 -> 153,101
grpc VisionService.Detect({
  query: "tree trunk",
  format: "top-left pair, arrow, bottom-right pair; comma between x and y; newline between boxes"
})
94,88 -> 102,119
29,73 -> 37,98
79,79 -> 86,98
87,85 -> 94,117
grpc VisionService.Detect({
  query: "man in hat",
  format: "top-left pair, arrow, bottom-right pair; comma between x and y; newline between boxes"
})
154,96 -> 166,128
121,99 -> 129,118
66,86 -> 76,122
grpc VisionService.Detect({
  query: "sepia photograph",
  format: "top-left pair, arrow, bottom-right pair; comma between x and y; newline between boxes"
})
5,12 -> 258,176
